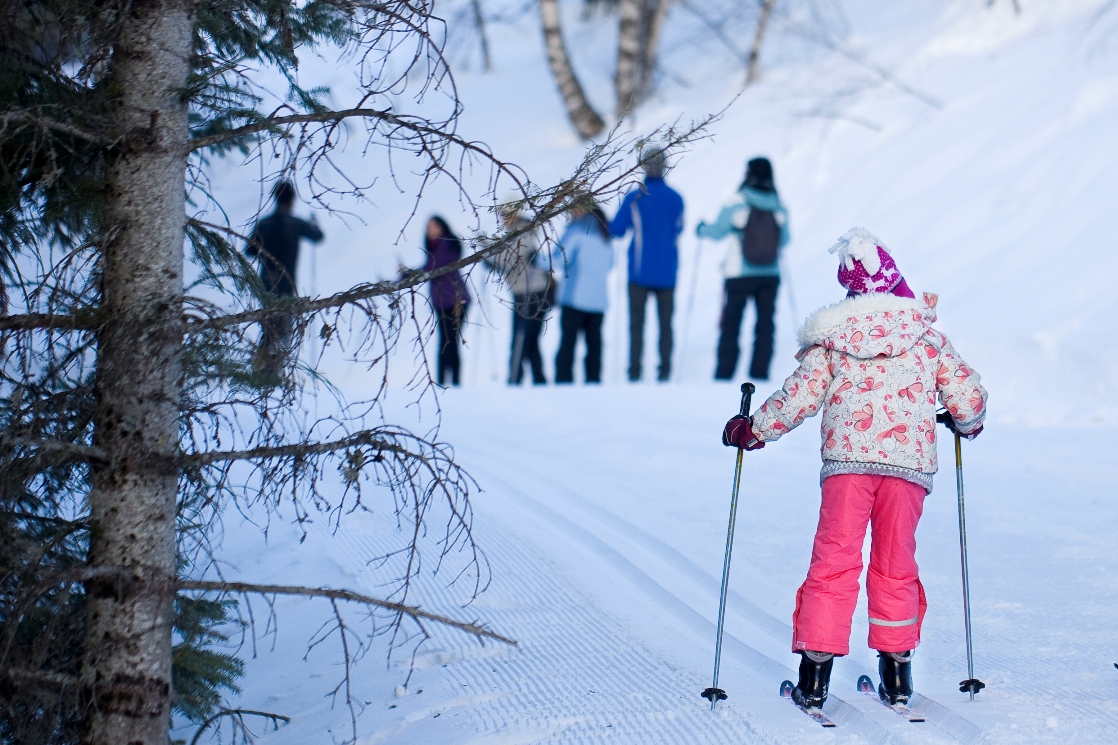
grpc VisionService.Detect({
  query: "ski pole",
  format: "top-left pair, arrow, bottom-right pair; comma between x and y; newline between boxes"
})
679,236 -> 705,383
702,382 -> 755,711
940,413 -> 985,700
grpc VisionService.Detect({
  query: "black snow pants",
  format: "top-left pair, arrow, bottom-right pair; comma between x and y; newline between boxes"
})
435,305 -> 467,387
555,305 -> 604,384
509,291 -> 549,385
628,283 -> 674,381
715,275 -> 779,381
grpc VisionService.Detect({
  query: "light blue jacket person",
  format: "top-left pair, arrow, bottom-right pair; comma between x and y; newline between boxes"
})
557,213 -> 614,313
697,186 -> 790,278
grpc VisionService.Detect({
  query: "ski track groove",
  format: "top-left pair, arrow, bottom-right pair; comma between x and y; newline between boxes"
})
327,511 -> 774,743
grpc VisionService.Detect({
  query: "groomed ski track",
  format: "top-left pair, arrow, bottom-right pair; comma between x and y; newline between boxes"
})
458,439 -> 973,745
217,387 -> 1118,745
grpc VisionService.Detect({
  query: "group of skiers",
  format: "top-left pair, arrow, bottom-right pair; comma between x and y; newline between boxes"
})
245,151 -> 790,389
416,149 -> 788,388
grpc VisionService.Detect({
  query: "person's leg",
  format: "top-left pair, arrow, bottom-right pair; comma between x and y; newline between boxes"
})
554,306 -> 578,384
715,278 -> 748,380
866,476 -> 928,653
254,313 -> 294,375
628,283 -> 648,381
523,292 -> 547,385
446,305 -> 464,386
509,299 -> 527,385
654,287 -> 675,381
792,474 -> 876,656
434,308 -> 449,386
583,311 -> 604,383
749,276 -> 779,381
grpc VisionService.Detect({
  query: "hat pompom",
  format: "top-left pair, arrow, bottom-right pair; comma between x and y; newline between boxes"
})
830,227 -> 905,296
828,227 -> 888,277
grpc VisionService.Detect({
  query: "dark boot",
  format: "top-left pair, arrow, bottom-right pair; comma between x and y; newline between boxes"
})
791,651 -> 833,709
878,650 -> 914,705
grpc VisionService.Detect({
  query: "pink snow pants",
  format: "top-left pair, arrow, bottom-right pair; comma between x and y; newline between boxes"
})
792,474 -> 928,656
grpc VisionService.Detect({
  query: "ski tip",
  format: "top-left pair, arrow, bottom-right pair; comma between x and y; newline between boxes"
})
779,680 -> 794,698
857,674 -> 875,694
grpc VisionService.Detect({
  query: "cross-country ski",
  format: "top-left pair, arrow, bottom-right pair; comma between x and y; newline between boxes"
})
780,680 -> 837,727
858,675 -> 926,722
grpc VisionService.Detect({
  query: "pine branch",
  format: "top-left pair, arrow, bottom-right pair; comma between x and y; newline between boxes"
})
0,437 -> 106,463
182,430 -> 409,466
0,667 -> 80,689
0,109 -> 109,146
190,107 -> 491,157
188,211 -> 550,330
177,580 -> 517,646
0,312 -> 97,332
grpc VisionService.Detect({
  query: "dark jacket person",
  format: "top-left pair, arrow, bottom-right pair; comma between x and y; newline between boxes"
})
246,181 -> 324,372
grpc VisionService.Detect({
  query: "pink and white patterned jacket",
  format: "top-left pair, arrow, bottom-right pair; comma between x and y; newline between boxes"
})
751,292 -> 987,492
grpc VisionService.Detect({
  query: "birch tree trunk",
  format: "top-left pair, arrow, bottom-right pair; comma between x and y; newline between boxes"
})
539,0 -> 605,139
617,0 -> 671,117
615,0 -> 641,117
82,1 -> 192,742
746,0 -> 777,85
634,0 -> 670,107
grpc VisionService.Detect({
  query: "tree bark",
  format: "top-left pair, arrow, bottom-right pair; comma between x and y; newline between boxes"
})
615,0 -> 640,117
634,0 -> 670,107
82,1 -> 192,743
539,0 -> 605,139
746,0 -> 777,85
617,0 -> 671,117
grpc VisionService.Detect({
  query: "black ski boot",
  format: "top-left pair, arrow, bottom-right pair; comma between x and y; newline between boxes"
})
791,651 -> 834,709
877,650 -> 914,705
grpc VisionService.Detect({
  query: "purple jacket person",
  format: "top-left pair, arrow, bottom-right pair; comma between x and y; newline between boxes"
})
423,216 -> 470,386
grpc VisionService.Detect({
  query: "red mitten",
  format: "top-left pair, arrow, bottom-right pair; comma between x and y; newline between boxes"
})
723,415 -> 765,450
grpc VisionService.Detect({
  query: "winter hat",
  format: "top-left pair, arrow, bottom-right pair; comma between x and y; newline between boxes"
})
828,227 -> 914,297
742,157 -> 775,192
640,148 -> 667,179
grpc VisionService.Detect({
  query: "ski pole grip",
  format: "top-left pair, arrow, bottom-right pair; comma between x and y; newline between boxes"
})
739,382 -> 755,417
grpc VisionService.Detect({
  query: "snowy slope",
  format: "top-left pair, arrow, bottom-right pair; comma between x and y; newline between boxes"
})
193,1 -> 1118,743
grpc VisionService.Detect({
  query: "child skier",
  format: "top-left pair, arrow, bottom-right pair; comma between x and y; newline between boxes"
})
722,228 -> 987,709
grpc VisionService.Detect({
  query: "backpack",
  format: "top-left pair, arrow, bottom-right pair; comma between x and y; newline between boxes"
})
741,207 -> 780,266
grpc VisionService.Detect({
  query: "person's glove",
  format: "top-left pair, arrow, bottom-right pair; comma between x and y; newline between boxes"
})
936,410 -> 982,440
723,415 -> 765,450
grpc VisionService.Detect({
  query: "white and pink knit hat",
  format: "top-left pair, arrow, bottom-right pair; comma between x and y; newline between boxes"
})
828,227 -> 913,298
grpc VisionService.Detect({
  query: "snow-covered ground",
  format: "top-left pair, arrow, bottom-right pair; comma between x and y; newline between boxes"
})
194,1 -> 1118,742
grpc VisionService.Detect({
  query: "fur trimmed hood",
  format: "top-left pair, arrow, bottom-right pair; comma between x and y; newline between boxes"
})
797,292 -> 939,360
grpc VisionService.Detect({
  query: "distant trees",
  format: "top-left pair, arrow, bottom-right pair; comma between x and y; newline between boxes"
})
541,0 -> 607,138
538,0 -> 674,138
539,0 -> 784,138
